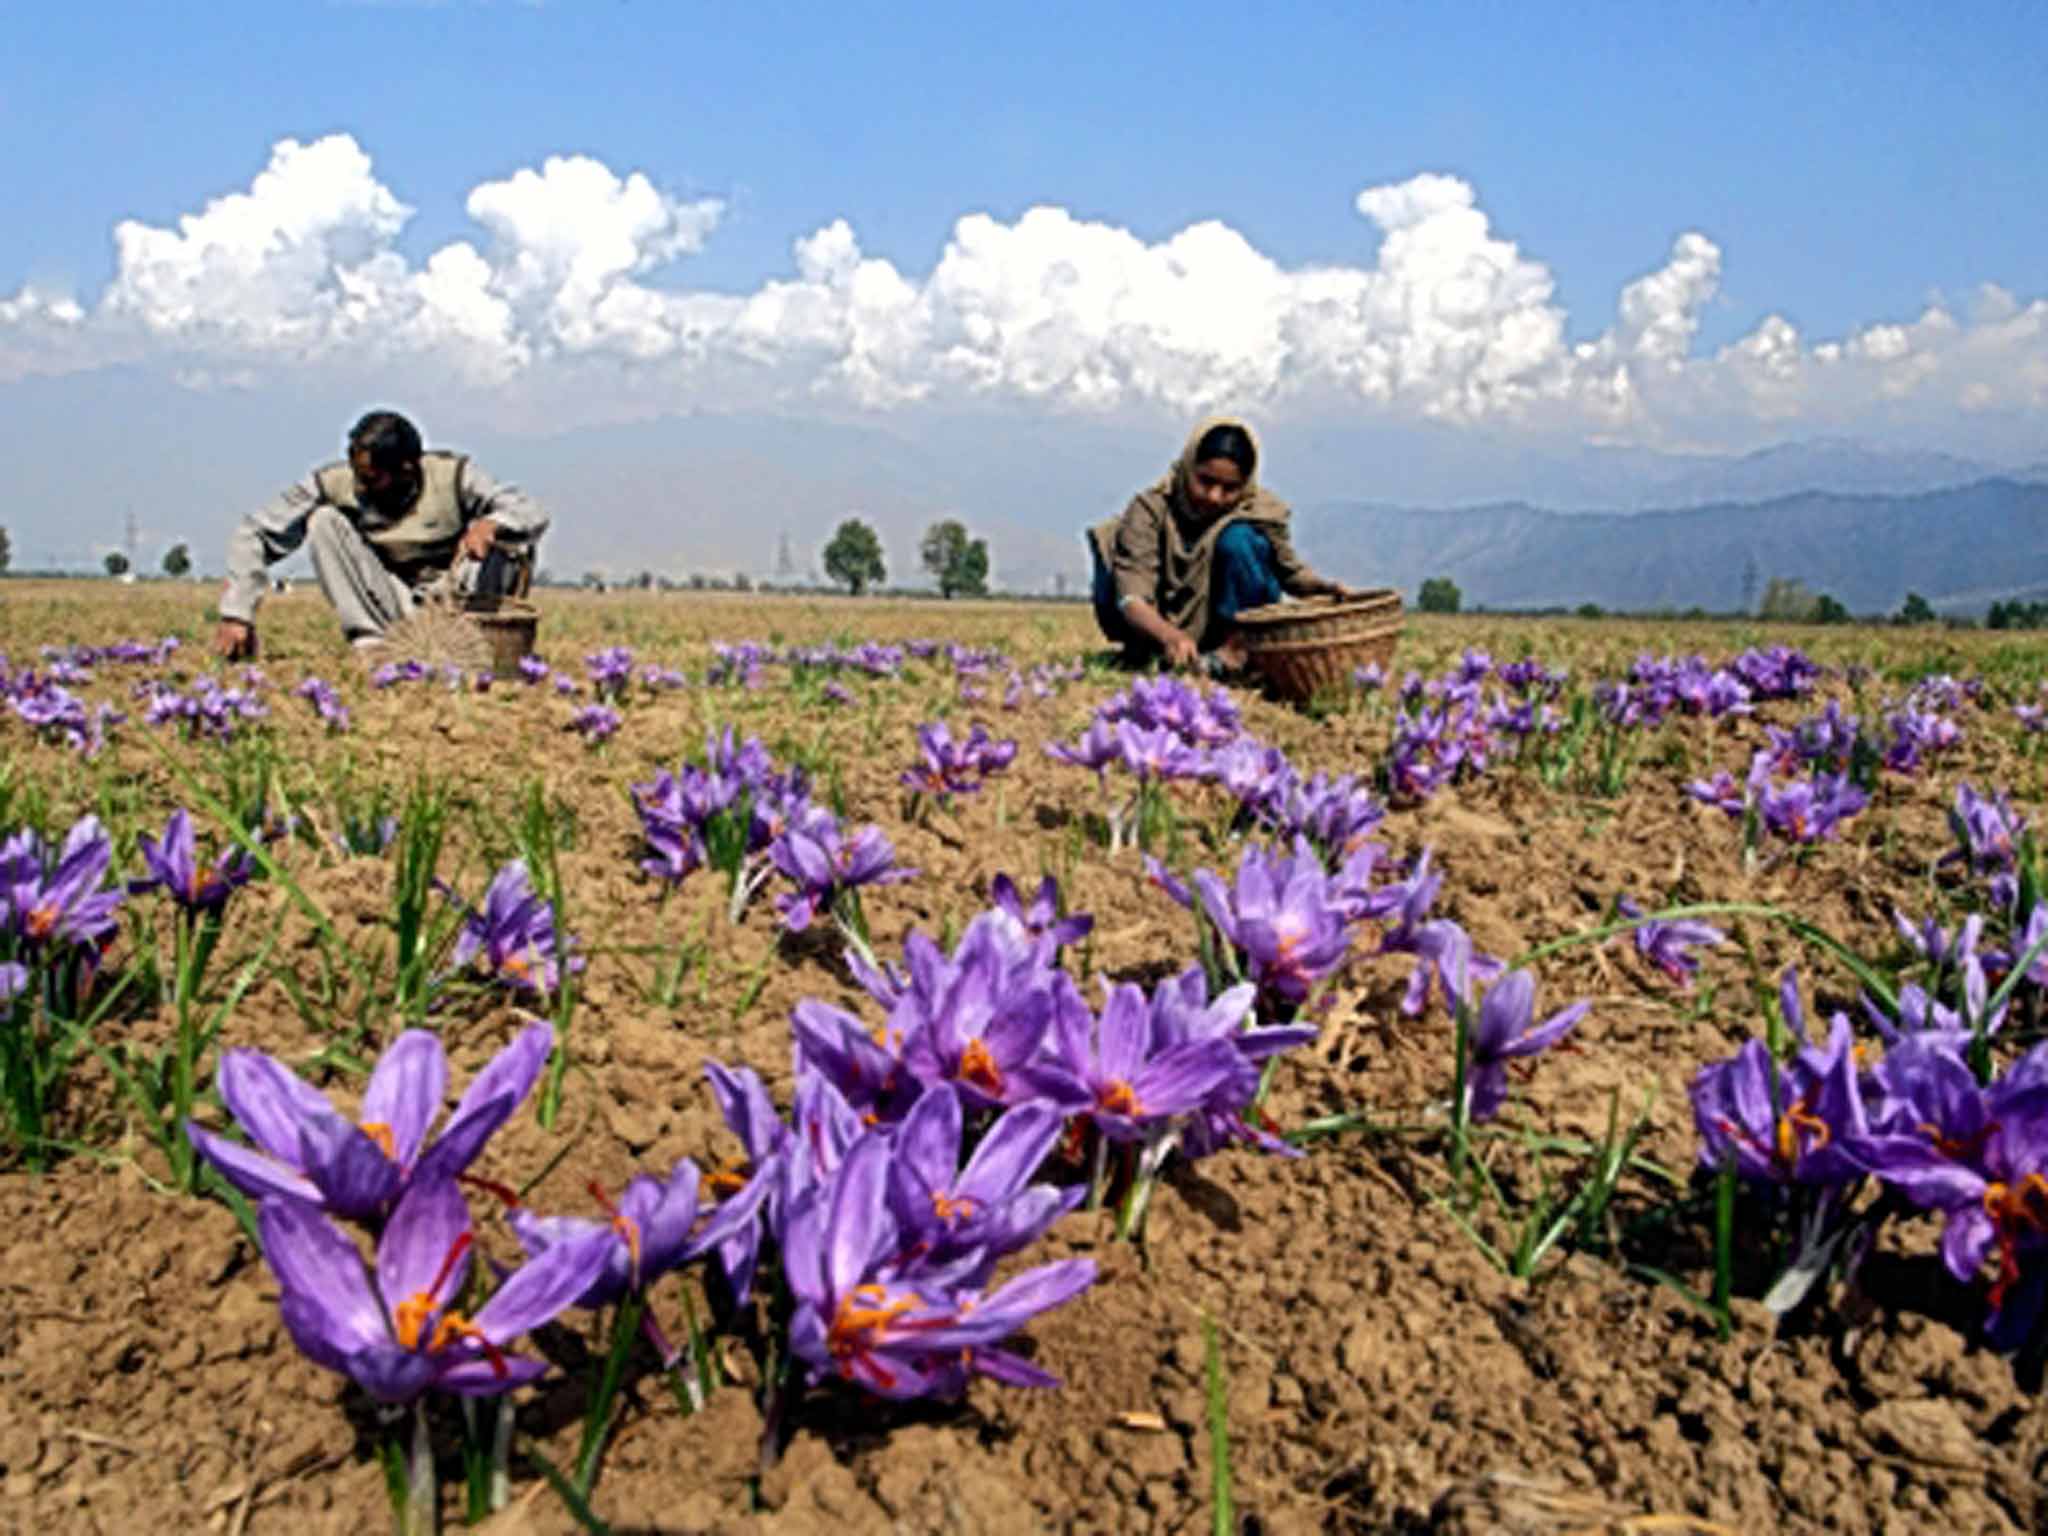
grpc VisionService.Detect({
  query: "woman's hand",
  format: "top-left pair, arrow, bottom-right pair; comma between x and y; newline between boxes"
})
1161,628 -> 1201,669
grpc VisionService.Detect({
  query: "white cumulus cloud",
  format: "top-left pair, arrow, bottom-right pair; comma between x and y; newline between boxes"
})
3,133 -> 2045,454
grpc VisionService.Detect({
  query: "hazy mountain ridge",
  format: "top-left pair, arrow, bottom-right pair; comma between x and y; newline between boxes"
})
1299,478 -> 2048,616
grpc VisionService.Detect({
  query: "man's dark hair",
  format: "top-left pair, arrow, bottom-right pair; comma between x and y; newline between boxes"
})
1193,423 -> 1257,478
348,410 -> 424,472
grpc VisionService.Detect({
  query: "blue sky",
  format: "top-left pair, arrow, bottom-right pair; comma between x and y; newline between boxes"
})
3,1 -> 2044,581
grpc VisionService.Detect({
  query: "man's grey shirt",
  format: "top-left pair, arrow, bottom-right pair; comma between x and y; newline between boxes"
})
220,458 -> 549,623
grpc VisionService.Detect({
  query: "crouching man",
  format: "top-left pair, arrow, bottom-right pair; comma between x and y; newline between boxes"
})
214,409 -> 550,658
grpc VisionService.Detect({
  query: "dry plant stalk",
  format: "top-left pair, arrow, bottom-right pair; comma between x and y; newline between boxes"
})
379,595 -> 491,673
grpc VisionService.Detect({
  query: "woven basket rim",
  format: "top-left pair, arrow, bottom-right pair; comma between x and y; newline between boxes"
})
1233,589 -> 1402,629
1246,628 -> 1402,657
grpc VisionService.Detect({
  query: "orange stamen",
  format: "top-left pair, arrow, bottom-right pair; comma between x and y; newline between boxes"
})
358,1121 -> 398,1161
587,1180 -> 643,1282
1772,1100 -> 1830,1167
956,1038 -> 1005,1098
701,1163 -> 750,1199
392,1231 -> 474,1350
932,1191 -> 976,1225
1096,1079 -> 1144,1119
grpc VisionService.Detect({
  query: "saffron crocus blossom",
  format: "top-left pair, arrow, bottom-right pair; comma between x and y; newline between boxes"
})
1193,840 -> 1356,1011
1755,772 -> 1867,844
1946,782 -> 2026,884
885,1083 -> 1079,1275
569,704 -> 622,744
988,873 -> 1093,951
129,808 -> 257,918
1375,851 -> 1503,1018
1617,897 -> 1724,986
1689,1017 -> 1868,1187
262,1177 -> 610,1402
1850,1052 -> 2048,1344
449,860 -> 578,994
0,816 -> 124,955
186,1022 -> 554,1220
1044,719 -> 1122,779
0,962 -> 26,1004
584,646 -> 634,699
507,1157 -> 771,1309
770,814 -> 914,932
1057,981 -> 1245,1142
781,1133 -> 1097,1399
703,1062 -> 794,1303
1463,969 -> 1589,1122
901,720 -> 1017,797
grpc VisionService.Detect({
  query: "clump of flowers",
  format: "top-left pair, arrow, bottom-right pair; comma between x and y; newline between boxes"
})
901,720 -> 1018,801
447,862 -> 580,996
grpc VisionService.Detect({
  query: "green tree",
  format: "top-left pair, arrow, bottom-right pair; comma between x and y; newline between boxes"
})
823,518 -> 887,596
1575,601 -> 1604,620
162,541 -> 192,578
1811,593 -> 1850,625
1895,591 -> 1936,625
0,525 -> 11,574
104,550 -> 130,578
919,518 -> 991,598
1757,576 -> 1817,622
1417,576 -> 1462,614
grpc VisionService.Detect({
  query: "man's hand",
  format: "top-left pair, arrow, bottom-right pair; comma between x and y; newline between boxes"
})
457,517 -> 500,562
215,619 -> 257,660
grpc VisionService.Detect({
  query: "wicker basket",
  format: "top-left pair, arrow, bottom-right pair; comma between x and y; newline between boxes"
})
1234,589 -> 1403,704
461,596 -> 542,677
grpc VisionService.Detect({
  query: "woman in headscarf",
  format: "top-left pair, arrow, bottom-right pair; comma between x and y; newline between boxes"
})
1087,416 -> 1348,670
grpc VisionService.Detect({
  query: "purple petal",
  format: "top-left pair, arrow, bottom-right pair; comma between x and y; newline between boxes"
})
378,1178 -> 473,1311
259,1199 -> 387,1355
956,1102 -> 1061,1206
413,1022 -> 554,1185
217,1049 -> 339,1163
360,1031 -> 447,1169
472,1232 -> 615,1345
184,1122 -> 323,1206
895,1083 -> 963,1197
823,1134 -> 893,1300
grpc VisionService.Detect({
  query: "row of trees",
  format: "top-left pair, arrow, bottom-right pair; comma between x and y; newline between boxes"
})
0,528 -> 193,578
820,517 -> 990,598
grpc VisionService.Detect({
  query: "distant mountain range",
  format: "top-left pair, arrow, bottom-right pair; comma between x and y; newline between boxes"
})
1298,477 -> 2048,617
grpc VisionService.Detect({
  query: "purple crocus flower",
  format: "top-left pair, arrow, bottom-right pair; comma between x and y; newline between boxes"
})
1,816 -> 124,955
1756,772 -> 1867,844
988,873 -> 1093,951
901,720 -> 1018,797
185,1021 -> 555,1221
261,1177 -> 610,1402
1044,719 -> 1121,779
1056,980 -> 1245,1142
449,861 -> 578,994
506,1156 -> 771,1309
1193,840 -> 1355,1012
1463,969 -> 1588,1122
0,961 -> 27,1004
569,703 -> 622,745
769,814 -> 915,933
1617,896 -> 1724,987
884,1083 -> 1078,1275
584,646 -> 635,699
781,1133 -> 1097,1399
700,1062 -> 796,1303
1690,1016 -> 1868,1187
129,808 -> 257,918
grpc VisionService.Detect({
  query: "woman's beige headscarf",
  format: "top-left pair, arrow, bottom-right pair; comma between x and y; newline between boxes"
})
1162,414 -> 1266,524
1089,414 -> 1306,637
